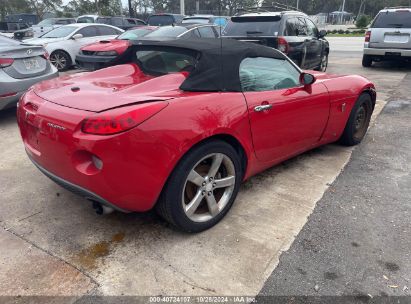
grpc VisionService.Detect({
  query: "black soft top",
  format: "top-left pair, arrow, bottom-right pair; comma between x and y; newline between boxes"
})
131,38 -> 288,92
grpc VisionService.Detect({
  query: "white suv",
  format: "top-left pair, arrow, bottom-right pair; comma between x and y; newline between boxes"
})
363,7 -> 411,67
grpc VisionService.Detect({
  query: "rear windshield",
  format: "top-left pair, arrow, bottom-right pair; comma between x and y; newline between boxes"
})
0,35 -> 20,45
37,19 -> 54,26
77,17 -> 95,23
135,49 -> 198,76
118,28 -> 154,40
182,18 -> 210,24
144,26 -> 187,37
372,11 -> 411,28
222,16 -> 281,36
147,15 -> 174,26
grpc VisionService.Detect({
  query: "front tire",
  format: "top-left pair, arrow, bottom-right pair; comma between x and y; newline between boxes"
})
362,55 -> 373,67
339,93 -> 373,146
50,50 -> 72,71
156,140 -> 243,232
315,53 -> 328,72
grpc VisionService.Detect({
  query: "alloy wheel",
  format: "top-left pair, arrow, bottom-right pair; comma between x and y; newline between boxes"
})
50,52 -> 67,70
182,153 -> 236,223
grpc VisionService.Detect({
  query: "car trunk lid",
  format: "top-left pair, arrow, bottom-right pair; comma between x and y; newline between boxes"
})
1,45 -> 49,79
33,63 -> 186,112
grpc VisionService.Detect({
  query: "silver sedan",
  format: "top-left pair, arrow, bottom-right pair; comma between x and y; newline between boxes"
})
0,35 -> 58,110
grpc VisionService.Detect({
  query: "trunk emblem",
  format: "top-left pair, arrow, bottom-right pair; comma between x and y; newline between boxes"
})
26,49 -> 33,55
47,122 -> 66,131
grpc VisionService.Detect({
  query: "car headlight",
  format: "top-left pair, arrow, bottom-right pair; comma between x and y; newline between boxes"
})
96,51 -> 118,56
25,31 -> 34,37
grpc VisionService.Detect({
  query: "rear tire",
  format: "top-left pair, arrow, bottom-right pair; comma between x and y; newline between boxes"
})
50,50 -> 71,71
339,93 -> 373,146
362,55 -> 373,67
156,140 -> 243,233
315,52 -> 328,72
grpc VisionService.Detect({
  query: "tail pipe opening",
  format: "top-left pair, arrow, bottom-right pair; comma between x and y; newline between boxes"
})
91,200 -> 114,215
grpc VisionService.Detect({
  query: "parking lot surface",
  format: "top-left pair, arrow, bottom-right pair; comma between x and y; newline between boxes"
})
0,38 -> 409,300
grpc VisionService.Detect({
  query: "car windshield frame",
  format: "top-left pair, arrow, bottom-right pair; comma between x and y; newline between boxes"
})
372,11 -> 411,28
40,25 -> 77,38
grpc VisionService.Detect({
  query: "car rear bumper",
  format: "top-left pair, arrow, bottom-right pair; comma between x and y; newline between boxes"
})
0,67 -> 58,110
17,91 -> 172,212
364,47 -> 411,57
28,154 -> 130,213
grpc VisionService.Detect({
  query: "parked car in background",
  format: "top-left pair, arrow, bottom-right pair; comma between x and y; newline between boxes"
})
362,7 -> 411,67
95,16 -> 146,30
5,13 -> 39,26
31,18 -> 77,37
0,21 -> 29,35
182,15 -> 229,26
25,23 -> 123,71
147,13 -> 185,26
13,27 -> 35,40
223,11 -> 329,71
76,15 -> 100,23
0,35 -> 58,110
17,39 -> 376,232
76,26 -> 158,70
144,24 -> 220,39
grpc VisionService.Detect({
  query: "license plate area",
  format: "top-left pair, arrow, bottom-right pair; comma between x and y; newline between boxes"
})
26,123 -> 40,152
384,34 -> 409,43
23,58 -> 40,70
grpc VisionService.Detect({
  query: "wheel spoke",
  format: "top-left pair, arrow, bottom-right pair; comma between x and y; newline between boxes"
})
208,154 -> 223,178
206,193 -> 219,216
187,169 -> 204,186
214,175 -> 235,189
185,190 -> 204,217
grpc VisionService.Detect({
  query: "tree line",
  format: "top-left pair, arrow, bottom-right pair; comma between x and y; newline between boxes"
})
2,0 -> 411,21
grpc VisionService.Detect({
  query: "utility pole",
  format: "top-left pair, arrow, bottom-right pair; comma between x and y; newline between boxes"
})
128,0 -> 134,17
296,0 -> 299,10
180,0 -> 185,15
196,0 -> 200,14
340,0 -> 346,24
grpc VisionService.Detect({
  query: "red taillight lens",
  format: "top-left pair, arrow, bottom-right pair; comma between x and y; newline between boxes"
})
365,31 -> 371,42
43,50 -> 49,60
81,102 -> 168,135
277,37 -> 289,54
0,58 -> 14,68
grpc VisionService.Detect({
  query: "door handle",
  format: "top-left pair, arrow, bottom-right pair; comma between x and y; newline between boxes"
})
254,104 -> 272,112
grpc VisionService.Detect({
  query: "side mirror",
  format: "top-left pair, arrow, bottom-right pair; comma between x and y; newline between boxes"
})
300,72 -> 316,86
71,33 -> 83,40
318,29 -> 327,38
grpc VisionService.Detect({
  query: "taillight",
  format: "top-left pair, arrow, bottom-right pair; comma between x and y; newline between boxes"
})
0,58 -> 14,68
365,31 -> 371,42
277,37 -> 289,54
43,50 -> 49,60
81,102 -> 168,135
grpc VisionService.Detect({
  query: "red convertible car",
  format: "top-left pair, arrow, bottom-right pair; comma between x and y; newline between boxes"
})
17,39 -> 376,232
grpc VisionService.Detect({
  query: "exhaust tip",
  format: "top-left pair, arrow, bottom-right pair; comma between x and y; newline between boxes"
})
91,200 -> 114,215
